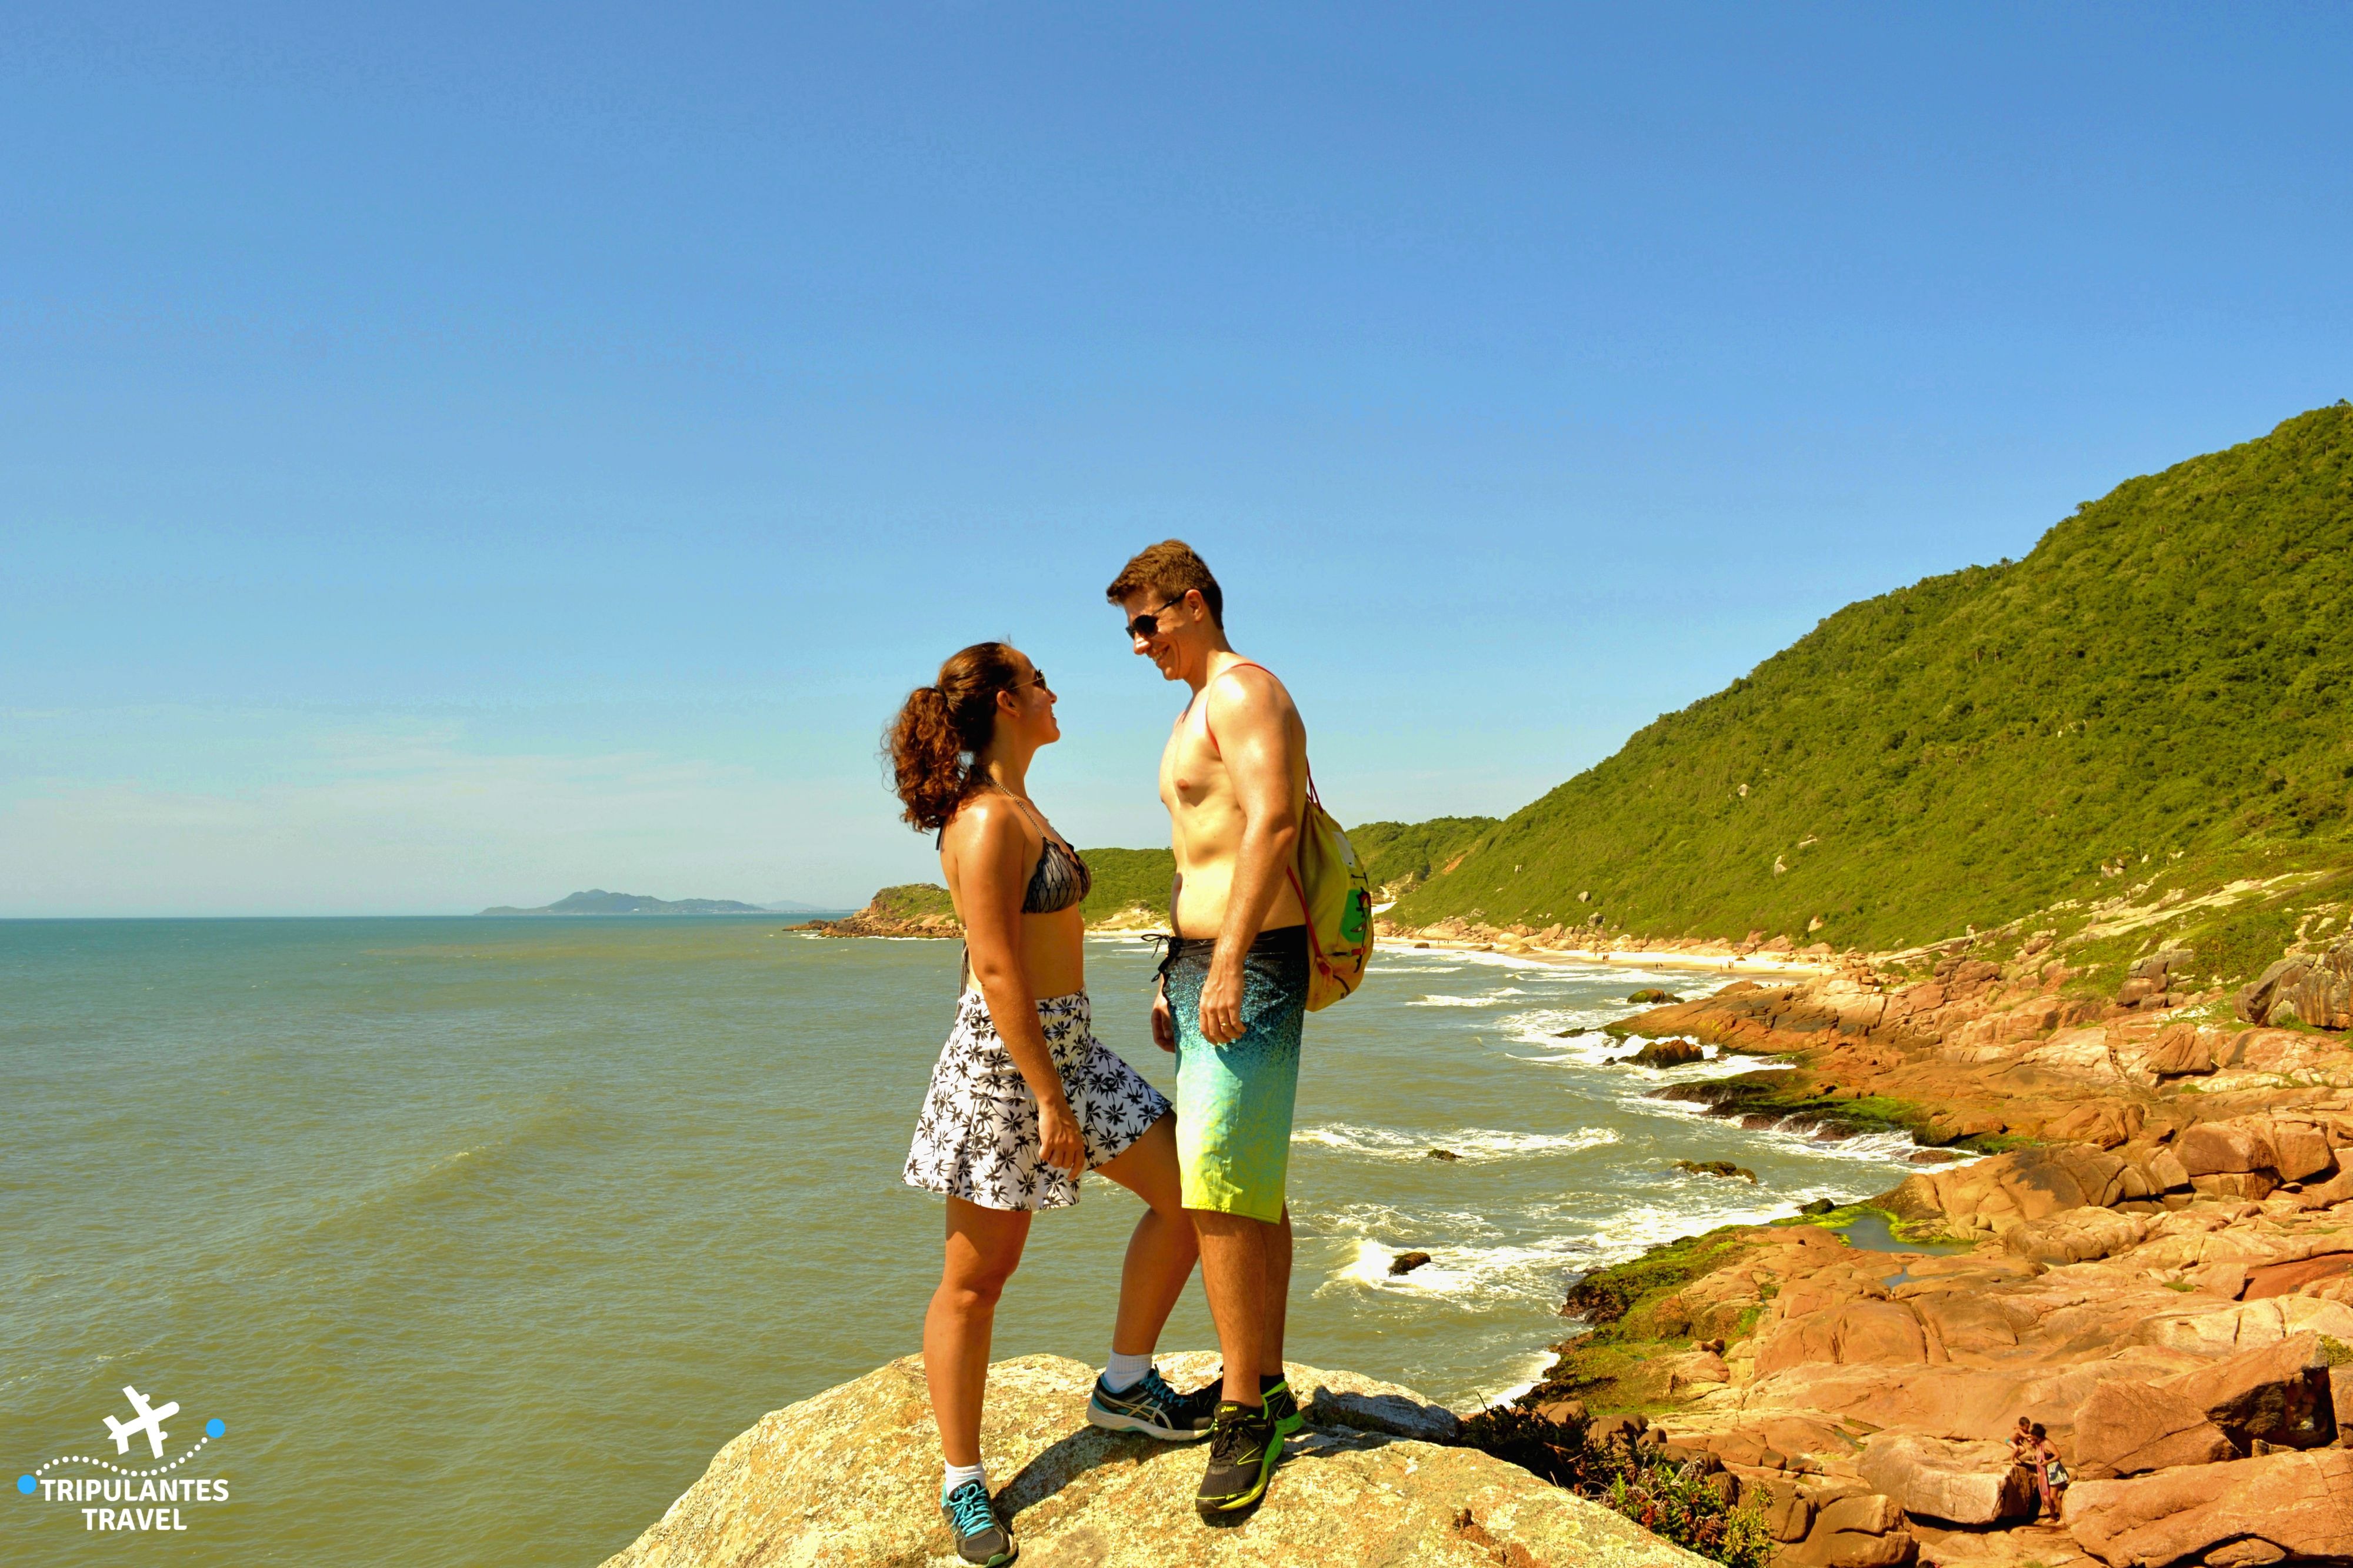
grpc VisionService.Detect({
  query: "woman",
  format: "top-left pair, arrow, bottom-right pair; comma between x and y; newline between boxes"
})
2010,1417 -> 2065,1517
890,642 -> 1211,1568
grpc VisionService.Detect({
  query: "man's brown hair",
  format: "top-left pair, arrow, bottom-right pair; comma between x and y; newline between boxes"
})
1105,539 -> 1224,627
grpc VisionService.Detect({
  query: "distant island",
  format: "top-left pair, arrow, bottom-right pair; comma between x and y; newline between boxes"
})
481,889 -> 798,916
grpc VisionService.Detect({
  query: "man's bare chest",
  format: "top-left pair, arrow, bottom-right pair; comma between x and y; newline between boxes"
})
1159,722 -> 1225,812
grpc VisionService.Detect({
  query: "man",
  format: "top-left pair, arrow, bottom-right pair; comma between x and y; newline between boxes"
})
1104,539 -> 1311,1521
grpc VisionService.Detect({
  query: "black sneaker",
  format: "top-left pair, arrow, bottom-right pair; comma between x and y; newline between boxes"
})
1087,1367 -> 1214,1441
942,1480 -> 1016,1566
1195,1401 -> 1281,1519
1261,1377 -> 1306,1440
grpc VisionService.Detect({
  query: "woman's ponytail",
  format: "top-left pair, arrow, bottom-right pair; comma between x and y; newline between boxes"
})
885,643 -> 1024,830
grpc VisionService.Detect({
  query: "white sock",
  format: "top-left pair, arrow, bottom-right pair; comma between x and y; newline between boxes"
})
1104,1350 -> 1154,1393
942,1460 -> 986,1502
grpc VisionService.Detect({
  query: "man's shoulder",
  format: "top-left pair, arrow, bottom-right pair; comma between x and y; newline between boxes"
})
1209,658 -> 1294,708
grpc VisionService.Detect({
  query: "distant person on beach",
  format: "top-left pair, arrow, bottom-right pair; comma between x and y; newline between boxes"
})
1107,540 -> 1314,1522
889,641 -> 1215,1568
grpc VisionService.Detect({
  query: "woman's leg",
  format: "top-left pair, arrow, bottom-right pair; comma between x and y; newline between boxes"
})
1094,1112 -> 1200,1357
924,1196 -> 1034,1467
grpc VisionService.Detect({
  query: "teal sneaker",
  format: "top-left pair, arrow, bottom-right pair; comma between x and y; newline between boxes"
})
1195,1401 -> 1282,1519
1087,1368 -> 1214,1441
942,1480 -> 1016,1566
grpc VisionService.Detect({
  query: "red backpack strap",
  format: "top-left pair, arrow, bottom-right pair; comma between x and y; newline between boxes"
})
1199,660 -> 1274,754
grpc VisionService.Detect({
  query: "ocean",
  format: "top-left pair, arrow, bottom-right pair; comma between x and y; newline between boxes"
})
0,918 -> 1920,1566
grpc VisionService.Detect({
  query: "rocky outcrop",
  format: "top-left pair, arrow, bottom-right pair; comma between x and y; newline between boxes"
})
1628,1038 -> 1706,1067
805,883 -> 962,939
599,1353 -> 1704,1568
1857,1433 -> 2035,1526
2064,1449 -> 2353,1567
2237,938 -> 2353,1029
2071,1378 -> 2236,1478
1676,1160 -> 1761,1183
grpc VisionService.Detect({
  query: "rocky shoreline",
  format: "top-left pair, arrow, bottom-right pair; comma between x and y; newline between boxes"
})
1473,931 -> 2353,1568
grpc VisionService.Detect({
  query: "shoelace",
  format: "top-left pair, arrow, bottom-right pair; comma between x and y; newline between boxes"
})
1208,1409 -> 1264,1464
1133,1368 -> 1183,1412
944,1481 -> 997,1538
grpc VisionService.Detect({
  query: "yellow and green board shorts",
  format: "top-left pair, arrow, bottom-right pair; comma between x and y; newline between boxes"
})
1160,926 -> 1308,1223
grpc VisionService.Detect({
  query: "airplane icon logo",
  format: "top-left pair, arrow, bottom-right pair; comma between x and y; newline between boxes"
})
102,1387 -> 180,1460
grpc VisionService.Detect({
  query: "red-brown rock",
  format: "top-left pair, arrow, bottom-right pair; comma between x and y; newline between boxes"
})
2071,1379 -> 2237,1478
2161,1331 -> 2337,1450
1787,1493 -> 1918,1568
1857,1433 -> 2036,1524
2177,1122 -> 2281,1178
2065,1448 -> 2353,1567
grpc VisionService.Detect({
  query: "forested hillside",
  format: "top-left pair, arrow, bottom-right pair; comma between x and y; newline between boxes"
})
1391,405 -> 2353,950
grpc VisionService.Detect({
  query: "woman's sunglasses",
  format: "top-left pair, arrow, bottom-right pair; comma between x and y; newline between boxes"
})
1124,597 -> 1187,639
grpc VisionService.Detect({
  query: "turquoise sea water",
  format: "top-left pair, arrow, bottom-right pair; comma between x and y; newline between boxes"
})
0,918 -> 1921,1566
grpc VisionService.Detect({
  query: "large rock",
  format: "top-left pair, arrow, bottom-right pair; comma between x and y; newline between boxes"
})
2162,1331 -> 2338,1450
1754,1301 -> 1929,1375
2176,1121 -> 2281,1179
1857,1433 -> 2035,1525
598,1354 -> 1709,1568
2004,1206 -> 2150,1265
2065,1448 -> 2353,1567
1878,1144 -> 2129,1232
1785,1493 -> 1917,1568
2071,1379 -> 2235,1479
2237,940 -> 2353,1030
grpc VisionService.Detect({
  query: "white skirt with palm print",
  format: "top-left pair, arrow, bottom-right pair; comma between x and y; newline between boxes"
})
904,989 -> 1170,1212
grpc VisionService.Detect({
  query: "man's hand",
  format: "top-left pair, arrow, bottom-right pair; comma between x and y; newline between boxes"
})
1150,982 -> 1177,1053
1199,963 -> 1246,1045
1038,1096 -> 1086,1175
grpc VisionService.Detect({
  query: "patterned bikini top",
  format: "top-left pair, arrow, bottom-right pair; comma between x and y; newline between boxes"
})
1020,832 -> 1091,913
939,793 -> 1092,915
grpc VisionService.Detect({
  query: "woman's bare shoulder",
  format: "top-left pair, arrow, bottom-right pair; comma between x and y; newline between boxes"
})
941,794 -> 1025,851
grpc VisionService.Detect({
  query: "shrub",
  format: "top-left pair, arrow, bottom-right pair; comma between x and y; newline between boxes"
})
1458,1407 -> 1774,1568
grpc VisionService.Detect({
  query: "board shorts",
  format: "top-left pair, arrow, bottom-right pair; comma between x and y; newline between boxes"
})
904,988 -> 1172,1213
1158,926 -> 1309,1223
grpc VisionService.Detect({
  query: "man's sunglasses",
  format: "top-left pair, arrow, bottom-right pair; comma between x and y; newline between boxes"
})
1123,597 -> 1188,639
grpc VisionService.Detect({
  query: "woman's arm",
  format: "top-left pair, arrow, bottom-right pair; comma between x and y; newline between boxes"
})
947,799 -> 1085,1174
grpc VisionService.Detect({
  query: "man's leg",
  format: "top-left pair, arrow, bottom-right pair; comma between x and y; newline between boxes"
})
1190,1209 -> 1271,1406
1262,1205 -> 1291,1377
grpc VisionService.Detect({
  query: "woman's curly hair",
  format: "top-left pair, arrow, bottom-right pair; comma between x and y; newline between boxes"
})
885,641 -> 1026,831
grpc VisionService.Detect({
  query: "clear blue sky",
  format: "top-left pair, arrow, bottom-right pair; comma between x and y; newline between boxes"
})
5,4 -> 2348,915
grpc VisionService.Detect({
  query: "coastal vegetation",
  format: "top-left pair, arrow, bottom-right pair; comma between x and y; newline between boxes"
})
1461,1400 -> 1775,1568
1387,404 -> 2353,953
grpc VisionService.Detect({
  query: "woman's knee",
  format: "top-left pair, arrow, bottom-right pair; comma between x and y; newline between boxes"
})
940,1237 -> 1023,1305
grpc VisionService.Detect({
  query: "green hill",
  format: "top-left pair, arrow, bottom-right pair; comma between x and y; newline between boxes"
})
1392,404 -> 2353,952
1071,818 -> 1498,925
866,883 -> 959,922
1080,848 -> 1176,923
1349,817 -> 1502,901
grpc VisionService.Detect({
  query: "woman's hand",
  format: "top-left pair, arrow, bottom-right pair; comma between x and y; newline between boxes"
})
1151,982 -> 1176,1053
1038,1095 -> 1085,1175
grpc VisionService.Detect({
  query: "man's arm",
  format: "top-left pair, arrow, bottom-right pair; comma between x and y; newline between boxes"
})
1199,670 -> 1300,1045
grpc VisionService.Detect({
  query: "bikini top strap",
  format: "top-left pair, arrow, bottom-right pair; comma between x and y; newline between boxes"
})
1198,660 -> 1274,754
